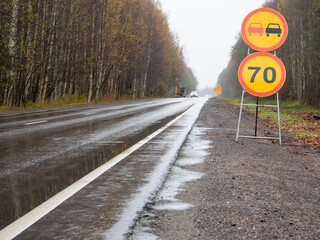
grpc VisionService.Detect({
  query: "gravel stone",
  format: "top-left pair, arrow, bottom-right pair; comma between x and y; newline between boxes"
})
131,98 -> 320,240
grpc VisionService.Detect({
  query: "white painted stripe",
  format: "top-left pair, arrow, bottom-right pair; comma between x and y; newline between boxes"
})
83,111 -> 97,116
23,120 -> 48,126
0,104 -> 195,240
33,110 -> 47,113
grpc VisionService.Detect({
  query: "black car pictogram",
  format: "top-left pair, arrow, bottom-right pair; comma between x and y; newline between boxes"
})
266,23 -> 282,37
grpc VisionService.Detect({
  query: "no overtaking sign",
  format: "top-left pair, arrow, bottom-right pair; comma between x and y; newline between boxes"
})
236,8 -> 287,144
239,8 -> 288,97
241,8 -> 288,52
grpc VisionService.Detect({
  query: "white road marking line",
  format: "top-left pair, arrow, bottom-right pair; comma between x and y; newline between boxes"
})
83,111 -> 97,116
0,104 -> 195,240
23,120 -> 48,126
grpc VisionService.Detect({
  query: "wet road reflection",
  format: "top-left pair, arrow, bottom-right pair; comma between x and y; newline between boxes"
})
0,98 -> 195,230
12,98 -> 207,240
130,126 -> 212,240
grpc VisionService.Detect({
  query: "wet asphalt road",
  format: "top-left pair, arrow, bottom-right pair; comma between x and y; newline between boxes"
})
0,98 -> 206,239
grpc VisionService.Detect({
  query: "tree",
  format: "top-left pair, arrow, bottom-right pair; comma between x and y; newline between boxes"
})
218,0 -> 320,106
0,0 -> 196,107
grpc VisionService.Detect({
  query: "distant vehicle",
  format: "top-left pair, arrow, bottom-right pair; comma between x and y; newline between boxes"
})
266,23 -> 282,37
175,87 -> 187,97
175,78 -> 187,97
180,87 -> 187,97
248,23 -> 263,36
190,91 -> 198,98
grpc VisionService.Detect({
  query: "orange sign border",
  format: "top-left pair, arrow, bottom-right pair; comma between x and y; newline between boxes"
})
238,52 -> 286,97
241,8 -> 288,51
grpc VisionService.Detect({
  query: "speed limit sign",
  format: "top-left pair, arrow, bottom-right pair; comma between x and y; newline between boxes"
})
238,52 -> 286,97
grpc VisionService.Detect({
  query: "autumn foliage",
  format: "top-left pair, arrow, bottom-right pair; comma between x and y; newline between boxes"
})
0,0 -> 197,107
218,0 -> 320,107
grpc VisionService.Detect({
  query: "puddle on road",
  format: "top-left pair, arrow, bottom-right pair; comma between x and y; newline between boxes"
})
154,127 -> 210,211
130,126 -> 211,240
0,113 -> 180,230
153,166 -> 204,211
3,99 -> 208,239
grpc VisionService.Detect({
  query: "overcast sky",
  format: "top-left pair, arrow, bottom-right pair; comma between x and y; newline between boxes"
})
159,0 -> 266,89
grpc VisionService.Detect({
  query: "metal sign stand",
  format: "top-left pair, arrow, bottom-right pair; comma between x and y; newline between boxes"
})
236,48 -> 282,145
235,90 -> 282,145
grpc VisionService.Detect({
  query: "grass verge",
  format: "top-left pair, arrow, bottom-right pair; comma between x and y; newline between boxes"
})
224,97 -> 320,149
0,94 -> 134,112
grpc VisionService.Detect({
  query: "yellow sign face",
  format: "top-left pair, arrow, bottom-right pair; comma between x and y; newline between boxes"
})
241,8 -> 288,51
238,52 -> 286,97
214,84 -> 222,94
214,89 -> 221,95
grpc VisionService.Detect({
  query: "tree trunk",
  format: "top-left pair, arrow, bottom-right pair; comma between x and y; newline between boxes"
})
7,0 -> 19,106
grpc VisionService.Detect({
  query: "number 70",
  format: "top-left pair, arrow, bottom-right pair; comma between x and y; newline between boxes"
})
248,67 -> 276,83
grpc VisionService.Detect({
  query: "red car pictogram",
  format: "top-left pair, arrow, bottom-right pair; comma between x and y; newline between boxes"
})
247,23 -> 263,36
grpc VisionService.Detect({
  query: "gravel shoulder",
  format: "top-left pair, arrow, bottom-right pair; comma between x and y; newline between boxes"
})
131,97 -> 320,240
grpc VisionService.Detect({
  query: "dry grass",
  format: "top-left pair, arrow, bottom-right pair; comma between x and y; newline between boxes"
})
0,94 -> 134,112
224,97 -> 320,149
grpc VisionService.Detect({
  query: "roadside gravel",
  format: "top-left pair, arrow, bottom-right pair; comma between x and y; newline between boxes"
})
131,97 -> 320,240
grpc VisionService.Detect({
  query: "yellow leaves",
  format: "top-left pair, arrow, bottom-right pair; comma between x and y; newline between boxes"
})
238,99 -> 320,149
278,113 -> 320,148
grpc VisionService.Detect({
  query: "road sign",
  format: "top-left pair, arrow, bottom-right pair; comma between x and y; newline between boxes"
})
214,89 -> 221,95
238,52 -> 286,97
241,8 -> 288,51
214,84 -> 222,94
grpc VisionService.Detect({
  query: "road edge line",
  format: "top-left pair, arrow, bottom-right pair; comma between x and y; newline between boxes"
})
0,104 -> 195,240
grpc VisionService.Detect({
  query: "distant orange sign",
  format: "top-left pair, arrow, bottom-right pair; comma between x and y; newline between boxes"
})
214,84 -> 222,94
241,8 -> 288,51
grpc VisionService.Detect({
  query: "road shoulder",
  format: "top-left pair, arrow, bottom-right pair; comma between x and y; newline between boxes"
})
131,97 -> 320,239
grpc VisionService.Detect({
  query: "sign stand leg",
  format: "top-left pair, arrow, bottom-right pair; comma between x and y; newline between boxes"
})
277,92 -> 282,145
236,89 -> 245,142
236,90 -> 282,145
254,97 -> 259,136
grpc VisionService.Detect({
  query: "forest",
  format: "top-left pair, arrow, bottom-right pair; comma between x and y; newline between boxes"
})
0,0 -> 197,107
218,0 -> 320,107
